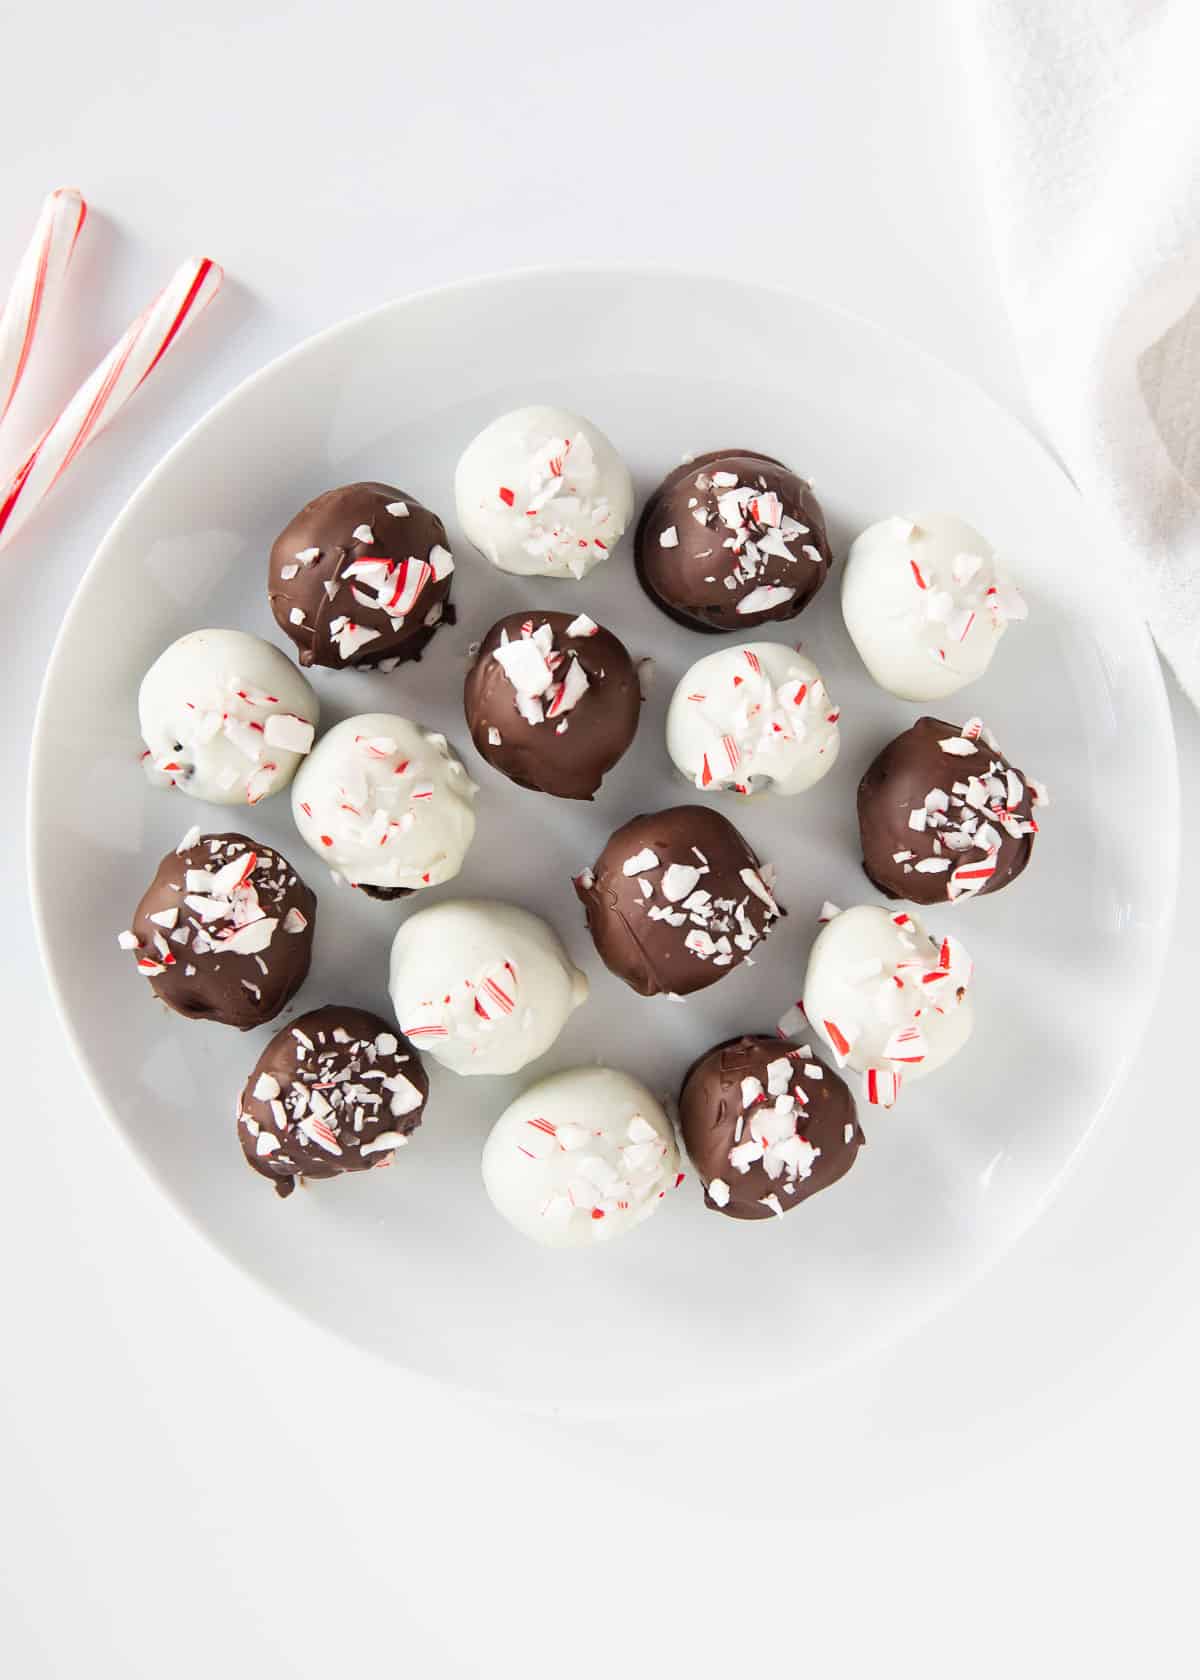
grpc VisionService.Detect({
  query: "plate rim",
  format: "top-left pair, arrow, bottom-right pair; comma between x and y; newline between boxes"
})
26,262 -> 1182,1412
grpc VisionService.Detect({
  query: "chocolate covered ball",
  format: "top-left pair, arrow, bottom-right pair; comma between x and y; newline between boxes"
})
573,805 -> 784,997
857,716 -> 1047,905
119,831 -> 315,1030
237,1006 -> 428,1198
268,481 -> 455,669
463,610 -> 640,800
635,449 -> 832,632
679,1035 -> 863,1221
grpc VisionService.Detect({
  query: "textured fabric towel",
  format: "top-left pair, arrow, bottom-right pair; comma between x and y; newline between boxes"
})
960,0 -> 1200,701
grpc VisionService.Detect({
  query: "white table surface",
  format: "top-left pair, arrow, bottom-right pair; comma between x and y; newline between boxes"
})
2,3 -> 1196,1674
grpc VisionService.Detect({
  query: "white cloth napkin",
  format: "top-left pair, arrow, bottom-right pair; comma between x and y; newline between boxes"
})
960,0 -> 1200,703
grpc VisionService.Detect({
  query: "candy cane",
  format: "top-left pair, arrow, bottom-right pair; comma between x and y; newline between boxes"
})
0,188 -> 88,431
0,255 -> 223,552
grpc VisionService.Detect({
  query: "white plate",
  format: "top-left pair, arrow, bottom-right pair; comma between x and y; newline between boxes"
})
30,268 -> 1178,1415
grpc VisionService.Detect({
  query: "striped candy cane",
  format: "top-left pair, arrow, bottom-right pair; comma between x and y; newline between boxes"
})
0,255 -> 223,552
0,188 -> 88,429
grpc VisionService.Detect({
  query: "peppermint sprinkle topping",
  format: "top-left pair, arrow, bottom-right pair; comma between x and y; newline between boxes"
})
737,584 -> 795,615
491,619 -> 591,728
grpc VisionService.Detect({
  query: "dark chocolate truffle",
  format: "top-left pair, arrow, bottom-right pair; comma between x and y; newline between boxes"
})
237,1006 -> 428,1198
463,610 -> 640,800
573,805 -> 783,997
857,716 -> 1047,905
268,481 -> 455,669
635,449 -> 832,632
120,831 -> 316,1030
679,1035 -> 863,1220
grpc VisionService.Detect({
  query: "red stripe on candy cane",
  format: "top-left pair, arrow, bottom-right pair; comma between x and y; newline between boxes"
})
139,257 -> 217,385
0,188 -> 88,428
0,256 -> 222,552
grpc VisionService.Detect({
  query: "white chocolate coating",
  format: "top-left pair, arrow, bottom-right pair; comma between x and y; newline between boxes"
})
842,514 -> 1026,701
139,629 -> 319,805
291,714 -> 476,892
666,641 -> 840,796
454,404 -> 633,579
481,1066 -> 680,1247
803,905 -> 974,1106
389,899 -> 589,1076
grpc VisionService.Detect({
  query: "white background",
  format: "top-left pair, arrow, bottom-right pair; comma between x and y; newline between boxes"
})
2,3 -> 1197,1674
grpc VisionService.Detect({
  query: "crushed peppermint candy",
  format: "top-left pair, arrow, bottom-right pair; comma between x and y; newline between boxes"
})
496,430 -> 616,578
141,666 -> 315,802
898,525 -> 1027,666
737,584 -> 796,616
815,910 -> 973,1107
327,617 -> 381,661
717,1053 -> 824,1205
682,647 -> 840,794
667,466 -> 823,611
490,619 -> 590,727
596,825 -> 782,973
897,718 -> 1043,901
122,837 -> 313,1008
240,1013 -> 426,1194
514,1101 -> 680,1233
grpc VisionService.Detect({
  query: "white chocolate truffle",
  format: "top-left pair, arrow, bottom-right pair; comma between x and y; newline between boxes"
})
291,714 -> 476,893
454,404 -> 634,579
666,641 -> 840,797
389,899 -> 589,1076
139,629 -> 319,805
802,904 -> 974,1109
481,1066 -> 681,1247
842,514 -> 1027,701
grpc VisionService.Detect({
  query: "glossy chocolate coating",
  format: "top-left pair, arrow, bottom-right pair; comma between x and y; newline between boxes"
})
463,610 -> 640,800
634,449 -> 831,632
268,481 -> 454,669
573,805 -> 783,997
857,716 -> 1039,904
679,1034 -> 863,1220
237,1006 -> 428,1198
126,833 -> 315,1030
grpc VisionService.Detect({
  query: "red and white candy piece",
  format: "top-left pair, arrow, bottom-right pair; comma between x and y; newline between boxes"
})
473,959 -> 518,1021
0,256 -> 222,552
865,1066 -> 902,1107
0,187 -> 87,432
